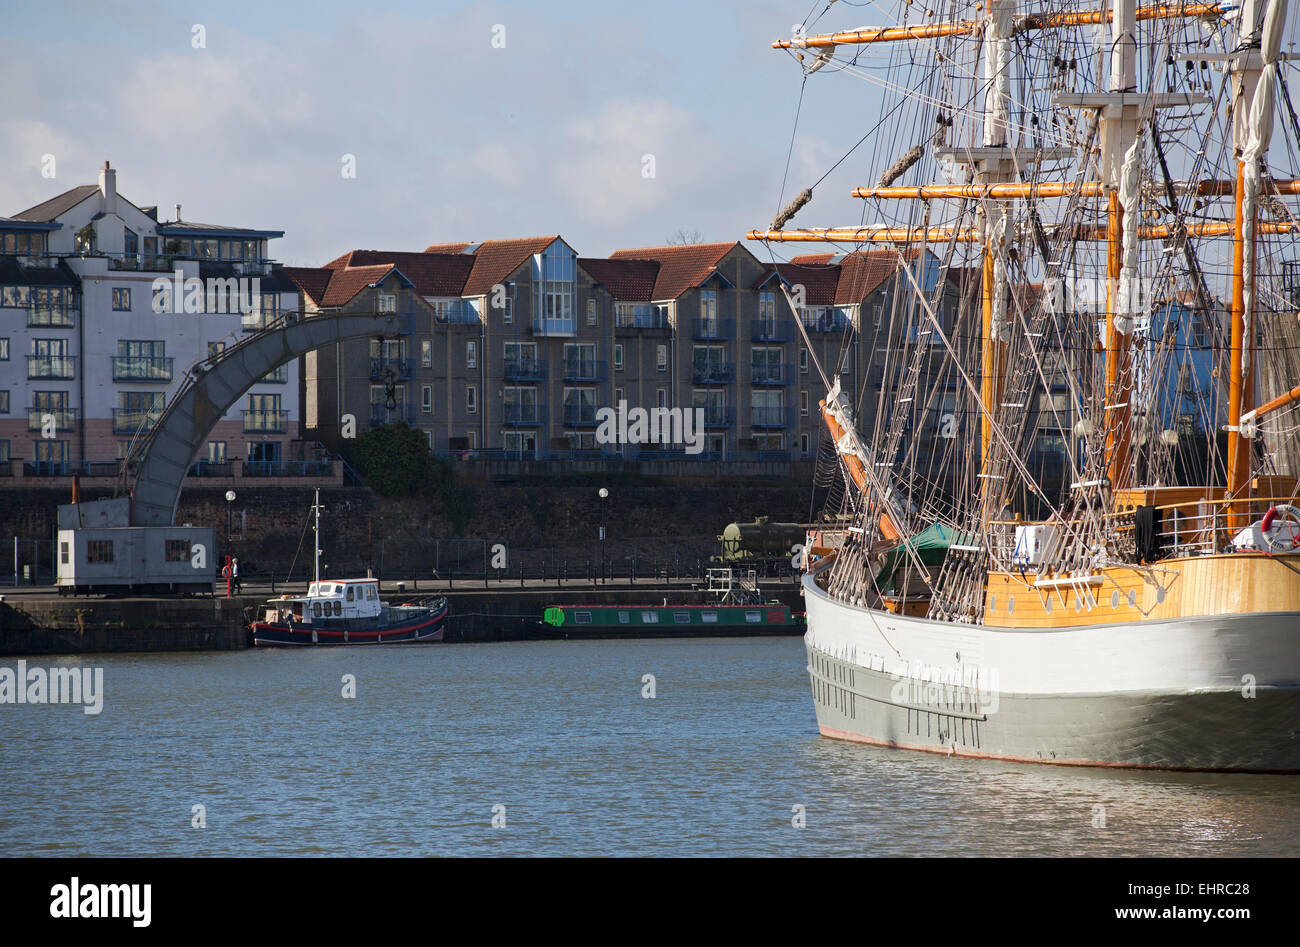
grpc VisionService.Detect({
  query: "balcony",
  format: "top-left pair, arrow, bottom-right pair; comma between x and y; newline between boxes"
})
562,358 -> 606,382
27,306 -> 77,328
800,310 -> 852,333
751,318 -> 791,342
112,356 -> 174,382
27,407 -> 78,432
27,355 -> 76,380
368,403 -> 415,427
243,409 -> 289,433
691,317 -> 734,340
699,406 -> 736,429
435,301 -> 480,324
562,403 -> 600,427
532,315 -> 577,337
692,362 -> 735,385
242,460 -> 335,477
504,357 -> 548,382
190,460 -> 233,477
503,402 -> 546,426
750,362 -> 792,386
751,406 -> 795,429
369,357 -> 414,381
112,407 -> 164,434
615,308 -> 670,333
22,459 -> 124,478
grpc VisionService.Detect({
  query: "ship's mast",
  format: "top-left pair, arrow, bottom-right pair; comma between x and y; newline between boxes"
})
1227,0 -> 1269,527
313,487 -> 321,587
1102,0 -> 1140,492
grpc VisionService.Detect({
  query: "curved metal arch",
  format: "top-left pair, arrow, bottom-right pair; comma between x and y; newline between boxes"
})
130,311 -> 404,526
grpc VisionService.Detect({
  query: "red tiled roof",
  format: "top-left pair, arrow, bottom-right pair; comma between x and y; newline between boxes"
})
608,242 -> 738,300
283,263 -> 397,308
752,262 -> 840,307
322,249 -> 473,297
320,263 -> 395,307
282,267 -> 333,306
423,241 -> 473,255
791,249 -> 922,305
577,257 -> 660,302
424,236 -> 560,297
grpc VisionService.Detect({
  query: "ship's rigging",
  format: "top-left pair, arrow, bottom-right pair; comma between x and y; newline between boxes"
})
750,0 -> 1300,623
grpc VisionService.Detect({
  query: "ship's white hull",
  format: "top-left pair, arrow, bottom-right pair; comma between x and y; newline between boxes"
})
802,572 -> 1300,771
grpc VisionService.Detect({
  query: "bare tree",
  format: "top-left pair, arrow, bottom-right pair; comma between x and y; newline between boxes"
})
666,228 -> 704,246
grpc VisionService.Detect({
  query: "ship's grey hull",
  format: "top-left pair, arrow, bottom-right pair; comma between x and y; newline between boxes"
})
802,568 -> 1300,772
807,639 -> 1300,771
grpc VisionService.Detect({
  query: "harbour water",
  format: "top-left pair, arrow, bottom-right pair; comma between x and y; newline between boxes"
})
2,637 -> 1297,857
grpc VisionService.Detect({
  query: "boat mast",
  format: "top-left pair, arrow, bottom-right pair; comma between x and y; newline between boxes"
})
1100,0 -> 1141,492
1227,0 -> 1269,527
979,0 -> 1014,517
313,487 -> 321,586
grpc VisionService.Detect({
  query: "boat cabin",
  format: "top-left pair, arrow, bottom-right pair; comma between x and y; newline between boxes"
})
264,579 -> 382,625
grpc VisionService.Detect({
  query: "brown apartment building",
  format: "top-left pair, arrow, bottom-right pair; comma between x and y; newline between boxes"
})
289,236 -> 969,465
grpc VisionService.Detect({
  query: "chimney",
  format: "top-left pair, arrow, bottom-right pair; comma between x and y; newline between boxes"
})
98,161 -> 117,215
174,203 -> 182,222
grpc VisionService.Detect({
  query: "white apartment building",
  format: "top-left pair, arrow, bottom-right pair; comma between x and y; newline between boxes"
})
0,162 -> 304,479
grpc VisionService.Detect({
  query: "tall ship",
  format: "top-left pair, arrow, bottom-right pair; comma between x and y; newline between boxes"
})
749,0 -> 1300,770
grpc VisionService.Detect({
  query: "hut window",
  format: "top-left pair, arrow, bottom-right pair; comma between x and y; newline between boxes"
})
346,587 -> 354,601
618,611 -> 630,624
575,611 -> 592,624
313,602 -> 322,617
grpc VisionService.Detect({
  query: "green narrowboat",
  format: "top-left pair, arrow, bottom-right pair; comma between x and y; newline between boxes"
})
534,604 -> 806,639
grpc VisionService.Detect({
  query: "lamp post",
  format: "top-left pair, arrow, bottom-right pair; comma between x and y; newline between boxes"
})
598,487 -> 608,584
224,489 -> 236,544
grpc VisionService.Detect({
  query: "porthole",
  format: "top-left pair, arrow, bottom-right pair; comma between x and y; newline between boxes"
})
1128,589 -> 1137,608
1111,590 -> 1120,608
1044,598 -> 1053,614
989,594 -> 997,612
1156,587 -> 1166,604
1007,597 -> 1015,614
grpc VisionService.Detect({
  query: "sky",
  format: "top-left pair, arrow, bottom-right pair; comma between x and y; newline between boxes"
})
0,0 -> 890,266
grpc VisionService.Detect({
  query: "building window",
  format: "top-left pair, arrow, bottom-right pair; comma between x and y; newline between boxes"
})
799,347 -> 809,373
587,298 -> 597,326
657,388 -> 668,410
466,340 -> 477,369
502,293 -> 513,325
800,390 -> 810,416
422,385 -> 433,414
614,387 -> 625,405
0,440 -> 8,463
0,391 -> 8,414
165,540 -> 190,562
0,339 -> 7,360
421,340 -> 432,368
467,430 -> 478,449
800,433 -> 810,456
656,344 -> 668,371
87,540 -> 114,564
466,386 -> 477,414
208,341 -> 226,359
378,293 -> 396,313
208,441 -> 226,463
112,288 -> 131,311
614,343 -> 624,372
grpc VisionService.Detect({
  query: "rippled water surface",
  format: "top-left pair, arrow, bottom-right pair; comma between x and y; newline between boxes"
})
2,637 -> 1297,856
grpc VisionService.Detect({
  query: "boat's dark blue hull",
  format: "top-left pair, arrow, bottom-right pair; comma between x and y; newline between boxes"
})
251,602 -> 448,646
